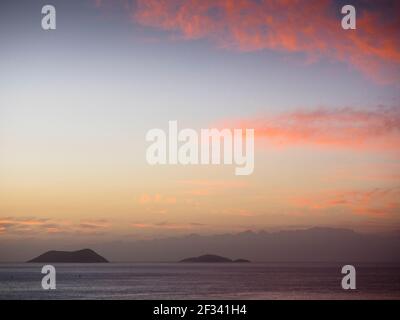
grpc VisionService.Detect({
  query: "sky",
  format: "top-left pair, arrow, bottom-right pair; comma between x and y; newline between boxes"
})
0,0 -> 400,250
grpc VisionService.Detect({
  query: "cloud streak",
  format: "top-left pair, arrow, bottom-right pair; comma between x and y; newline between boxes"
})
223,106 -> 400,151
293,187 -> 400,217
131,221 -> 205,230
0,217 -> 110,237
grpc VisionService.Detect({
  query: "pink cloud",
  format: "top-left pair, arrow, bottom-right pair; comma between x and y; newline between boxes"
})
293,187 -> 400,217
0,217 -> 110,237
129,0 -> 400,83
131,221 -> 204,230
138,193 -> 177,205
222,106 -> 400,151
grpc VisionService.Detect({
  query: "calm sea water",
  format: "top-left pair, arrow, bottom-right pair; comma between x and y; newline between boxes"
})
0,262 -> 399,300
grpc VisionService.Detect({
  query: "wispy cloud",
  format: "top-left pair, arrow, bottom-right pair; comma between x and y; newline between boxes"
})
292,187 -> 400,217
0,217 -> 110,237
131,221 -> 206,230
138,193 -> 177,205
222,106 -> 400,151
125,0 -> 400,83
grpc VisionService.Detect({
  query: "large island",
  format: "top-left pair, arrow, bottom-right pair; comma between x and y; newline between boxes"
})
27,249 -> 108,263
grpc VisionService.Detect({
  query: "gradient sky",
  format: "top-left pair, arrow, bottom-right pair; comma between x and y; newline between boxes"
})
0,0 -> 400,246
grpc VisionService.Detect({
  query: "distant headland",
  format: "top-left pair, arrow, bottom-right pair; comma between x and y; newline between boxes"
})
180,254 -> 250,263
27,249 -> 108,263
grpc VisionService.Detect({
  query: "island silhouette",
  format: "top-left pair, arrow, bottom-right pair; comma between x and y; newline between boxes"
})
180,254 -> 250,263
11,228 -> 399,263
27,249 -> 108,263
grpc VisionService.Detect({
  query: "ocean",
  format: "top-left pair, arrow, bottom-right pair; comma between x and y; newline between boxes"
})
0,262 -> 399,300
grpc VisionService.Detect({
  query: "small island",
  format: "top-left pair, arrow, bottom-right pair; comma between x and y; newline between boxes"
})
27,249 -> 108,263
180,254 -> 250,263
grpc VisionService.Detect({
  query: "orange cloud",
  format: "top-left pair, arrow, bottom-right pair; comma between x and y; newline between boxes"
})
127,0 -> 400,83
293,187 -> 400,217
131,221 -> 205,230
223,106 -> 400,151
138,193 -> 177,205
212,208 -> 256,217
0,217 -> 110,237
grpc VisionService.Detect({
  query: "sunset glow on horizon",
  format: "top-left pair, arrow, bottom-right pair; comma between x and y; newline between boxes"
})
1,0 -> 400,251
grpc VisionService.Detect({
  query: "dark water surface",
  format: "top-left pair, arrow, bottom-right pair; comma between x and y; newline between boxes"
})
0,262 -> 399,299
